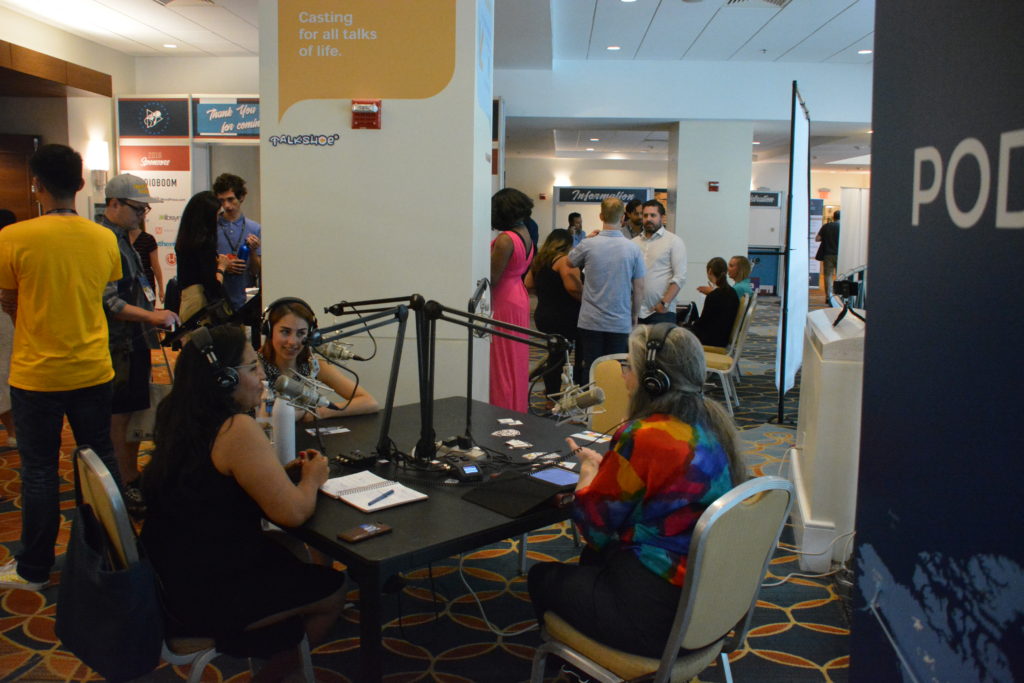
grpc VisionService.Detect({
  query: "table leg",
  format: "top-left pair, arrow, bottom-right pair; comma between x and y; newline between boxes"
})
355,570 -> 384,682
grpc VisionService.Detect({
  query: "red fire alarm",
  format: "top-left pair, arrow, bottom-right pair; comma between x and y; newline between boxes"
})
352,100 -> 381,129
539,193 -> 549,200
708,181 -> 719,192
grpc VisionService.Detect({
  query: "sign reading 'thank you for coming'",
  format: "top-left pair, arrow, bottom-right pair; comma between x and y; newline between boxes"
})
193,98 -> 260,138
277,0 -> 456,120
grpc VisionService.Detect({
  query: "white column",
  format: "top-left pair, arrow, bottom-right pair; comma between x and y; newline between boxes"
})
259,0 -> 494,405
668,121 -> 753,303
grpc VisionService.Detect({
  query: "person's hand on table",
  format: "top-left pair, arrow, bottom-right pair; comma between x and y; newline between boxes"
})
566,436 -> 602,478
296,449 -> 329,487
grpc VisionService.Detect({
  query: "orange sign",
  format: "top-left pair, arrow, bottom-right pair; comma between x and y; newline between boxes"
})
278,0 -> 456,120
119,146 -> 191,172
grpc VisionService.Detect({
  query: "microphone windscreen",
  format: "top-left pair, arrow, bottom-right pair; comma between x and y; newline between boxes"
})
575,386 -> 606,411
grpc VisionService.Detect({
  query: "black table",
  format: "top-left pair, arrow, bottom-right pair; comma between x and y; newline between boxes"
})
291,397 -> 581,682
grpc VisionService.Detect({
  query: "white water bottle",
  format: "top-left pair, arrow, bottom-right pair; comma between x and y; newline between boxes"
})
271,397 -> 296,465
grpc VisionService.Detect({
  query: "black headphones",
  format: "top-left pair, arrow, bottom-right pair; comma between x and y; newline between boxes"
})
191,326 -> 239,390
641,323 -> 676,397
261,297 -> 319,343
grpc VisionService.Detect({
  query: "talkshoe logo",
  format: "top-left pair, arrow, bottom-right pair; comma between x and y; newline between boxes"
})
268,133 -> 340,147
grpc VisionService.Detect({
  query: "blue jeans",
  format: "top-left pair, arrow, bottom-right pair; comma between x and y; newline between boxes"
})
11,382 -> 117,583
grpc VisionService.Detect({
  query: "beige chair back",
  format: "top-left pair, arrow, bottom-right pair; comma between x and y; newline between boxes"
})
730,292 -> 759,364
664,476 -> 793,665
588,353 -> 630,434
76,448 -> 139,570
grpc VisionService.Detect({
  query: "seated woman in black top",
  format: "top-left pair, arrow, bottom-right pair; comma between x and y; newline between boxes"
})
524,229 -> 582,401
174,191 -> 232,321
141,325 -> 345,677
687,257 -> 740,348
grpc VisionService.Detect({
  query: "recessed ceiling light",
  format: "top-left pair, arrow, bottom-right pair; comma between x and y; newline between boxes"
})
585,148 -> 595,152
621,0 -> 637,3
590,138 -> 600,142
858,49 -> 872,55
752,141 -> 761,145
163,44 -> 178,48
868,129 -> 874,134
607,45 -> 621,51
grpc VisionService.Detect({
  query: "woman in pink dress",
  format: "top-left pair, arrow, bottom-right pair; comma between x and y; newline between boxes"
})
489,188 -> 535,412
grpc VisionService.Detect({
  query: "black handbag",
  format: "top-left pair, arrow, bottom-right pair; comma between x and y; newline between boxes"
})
55,502 -> 163,681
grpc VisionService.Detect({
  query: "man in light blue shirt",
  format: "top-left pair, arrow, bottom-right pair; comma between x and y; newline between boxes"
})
568,198 -> 645,381
213,173 -> 261,311
634,200 -> 687,325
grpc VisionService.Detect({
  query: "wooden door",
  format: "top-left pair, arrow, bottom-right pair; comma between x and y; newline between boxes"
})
0,134 -> 40,223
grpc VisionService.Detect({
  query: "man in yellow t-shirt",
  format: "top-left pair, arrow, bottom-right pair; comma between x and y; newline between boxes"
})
0,144 -> 122,592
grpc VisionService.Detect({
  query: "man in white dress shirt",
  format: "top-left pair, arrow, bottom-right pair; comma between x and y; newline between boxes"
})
634,200 -> 687,325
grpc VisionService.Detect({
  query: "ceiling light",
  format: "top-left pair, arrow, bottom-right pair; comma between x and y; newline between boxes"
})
590,138 -> 600,142
606,46 -> 621,51
163,43 -> 178,48
585,148 -> 595,152
621,0 -> 637,3
752,141 -> 761,145
868,129 -> 874,134
858,49 -> 872,55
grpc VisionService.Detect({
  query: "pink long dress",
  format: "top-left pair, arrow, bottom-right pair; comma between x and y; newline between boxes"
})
489,230 -> 533,412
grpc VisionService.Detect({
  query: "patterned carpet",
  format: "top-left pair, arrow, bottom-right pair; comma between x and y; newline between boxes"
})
0,294 -> 852,682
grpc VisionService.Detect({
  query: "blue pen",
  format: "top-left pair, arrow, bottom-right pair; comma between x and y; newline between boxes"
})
366,489 -> 394,507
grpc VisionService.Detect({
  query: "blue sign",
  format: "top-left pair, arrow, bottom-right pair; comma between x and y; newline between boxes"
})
193,99 -> 260,138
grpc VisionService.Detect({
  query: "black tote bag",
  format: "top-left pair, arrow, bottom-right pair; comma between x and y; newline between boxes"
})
55,504 -> 163,681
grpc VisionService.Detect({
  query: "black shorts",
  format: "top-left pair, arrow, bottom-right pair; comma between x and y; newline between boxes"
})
111,339 -> 151,415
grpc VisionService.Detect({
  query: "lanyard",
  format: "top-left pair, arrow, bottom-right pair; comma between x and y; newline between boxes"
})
220,218 -> 246,253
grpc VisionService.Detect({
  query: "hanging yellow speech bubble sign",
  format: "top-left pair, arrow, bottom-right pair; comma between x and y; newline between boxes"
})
278,0 -> 456,121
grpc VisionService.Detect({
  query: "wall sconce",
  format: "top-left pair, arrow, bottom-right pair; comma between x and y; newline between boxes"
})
85,139 -> 110,191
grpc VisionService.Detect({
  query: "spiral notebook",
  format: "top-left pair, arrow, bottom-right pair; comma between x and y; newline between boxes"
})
320,471 -> 427,513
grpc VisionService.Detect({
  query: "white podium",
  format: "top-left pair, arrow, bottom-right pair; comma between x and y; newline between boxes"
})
789,307 -> 865,572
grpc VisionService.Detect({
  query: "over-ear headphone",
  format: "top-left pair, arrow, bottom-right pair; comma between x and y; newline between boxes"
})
261,297 -> 319,343
191,326 -> 239,390
641,323 -> 676,397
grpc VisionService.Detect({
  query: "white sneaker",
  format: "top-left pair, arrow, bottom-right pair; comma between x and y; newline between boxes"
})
0,560 -> 48,591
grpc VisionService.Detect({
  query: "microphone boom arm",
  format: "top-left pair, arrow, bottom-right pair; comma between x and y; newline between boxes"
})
415,299 -> 569,462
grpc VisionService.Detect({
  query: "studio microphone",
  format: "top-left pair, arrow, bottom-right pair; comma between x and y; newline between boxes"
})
313,340 -> 357,362
552,385 -> 605,423
273,375 -> 341,411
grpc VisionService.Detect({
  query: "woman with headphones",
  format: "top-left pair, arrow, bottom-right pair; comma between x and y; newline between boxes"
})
141,325 -> 345,674
528,323 -> 746,657
259,297 -> 379,421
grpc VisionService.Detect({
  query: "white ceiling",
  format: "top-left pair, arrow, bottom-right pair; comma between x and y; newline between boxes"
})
0,0 -> 873,169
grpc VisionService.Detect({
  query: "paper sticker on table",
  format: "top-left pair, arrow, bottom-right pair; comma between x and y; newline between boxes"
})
306,426 -> 351,436
571,430 -> 612,444
492,428 -> 521,437
558,461 -> 578,470
498,418 -> 524,425
506,439 -> 533,449
522,451 -> 550,461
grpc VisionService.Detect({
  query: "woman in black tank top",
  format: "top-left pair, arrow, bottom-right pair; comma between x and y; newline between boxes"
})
525,229 -> 583,402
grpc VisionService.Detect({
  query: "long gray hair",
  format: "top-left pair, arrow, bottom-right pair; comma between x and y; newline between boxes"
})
626,324 -> 745,485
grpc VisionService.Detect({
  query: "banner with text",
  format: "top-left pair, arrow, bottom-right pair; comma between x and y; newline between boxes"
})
193,98 -> 260,139
850,1 -> 1024,680
118,146 -> 192,286
277,0 -> 456,120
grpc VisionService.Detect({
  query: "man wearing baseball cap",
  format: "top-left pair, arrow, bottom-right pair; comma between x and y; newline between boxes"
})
99,174 -> 179,516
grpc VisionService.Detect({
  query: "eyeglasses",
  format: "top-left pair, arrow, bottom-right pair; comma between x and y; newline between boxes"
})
120,199 -> 151,216
234,360 -> 261,373
620,361 -> 632,374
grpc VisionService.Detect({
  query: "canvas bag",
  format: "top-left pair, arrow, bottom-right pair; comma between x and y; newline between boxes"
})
55,454 -> 163,681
